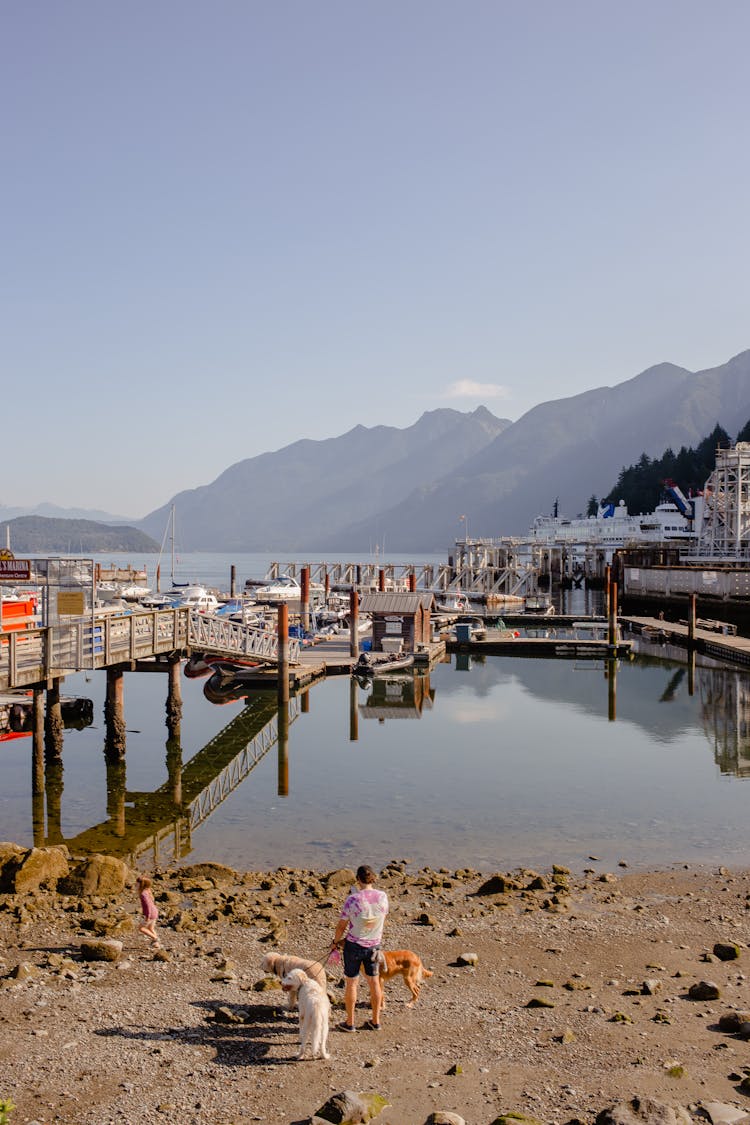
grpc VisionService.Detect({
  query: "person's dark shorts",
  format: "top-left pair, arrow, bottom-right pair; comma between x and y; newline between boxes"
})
343,939 -> 381,978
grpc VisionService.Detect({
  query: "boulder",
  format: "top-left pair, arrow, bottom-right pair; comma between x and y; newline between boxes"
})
491,1115 -> 545,1125
595,1097 -> 692,1125
427,1115 -> 466,1125
176,862 -> 238,885
59,854 -> 130,896
324,869 -> 357,892
80,939 -> 123,963
474,873 -> 521,895
314,1090 -> 389,1123
688,980 -> 721,1001
1,846 -> 69,893
713,942 -> 741,961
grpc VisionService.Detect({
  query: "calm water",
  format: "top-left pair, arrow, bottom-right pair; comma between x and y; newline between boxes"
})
1,552 -> 749,874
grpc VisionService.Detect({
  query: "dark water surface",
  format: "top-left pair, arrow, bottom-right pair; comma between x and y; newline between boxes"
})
2,553 -> 748,873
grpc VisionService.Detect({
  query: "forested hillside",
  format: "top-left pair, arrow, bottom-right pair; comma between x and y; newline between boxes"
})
599,418 -> 750,515
0,517 -> 159,554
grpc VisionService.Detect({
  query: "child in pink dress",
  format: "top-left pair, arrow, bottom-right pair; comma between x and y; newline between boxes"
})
136,875 -> 161,948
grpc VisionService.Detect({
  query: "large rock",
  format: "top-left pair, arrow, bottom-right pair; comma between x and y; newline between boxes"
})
595,1097 -> 692,1125
314,1090 -> 389,1123
176,862 -> 238,885
1,846 -> 69,893
474,873 -> 521,895
324,869 -> 357,892
59,854 -> 130,896
80,939 -> 123,963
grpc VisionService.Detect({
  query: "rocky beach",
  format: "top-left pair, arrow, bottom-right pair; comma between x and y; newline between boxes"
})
2,843 -> 750,1125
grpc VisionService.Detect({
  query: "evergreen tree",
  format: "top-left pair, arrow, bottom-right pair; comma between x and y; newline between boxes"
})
586,495 -> 599,516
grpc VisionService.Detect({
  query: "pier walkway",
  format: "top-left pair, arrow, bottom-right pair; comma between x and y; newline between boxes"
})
0,606 -> 299,692
621,615 -> 750,668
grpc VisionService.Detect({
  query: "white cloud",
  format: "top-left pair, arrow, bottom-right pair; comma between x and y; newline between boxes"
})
443,380 -> 511,400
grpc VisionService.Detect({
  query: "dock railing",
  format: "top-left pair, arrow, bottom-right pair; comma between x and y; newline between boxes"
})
0,607 -> 299,690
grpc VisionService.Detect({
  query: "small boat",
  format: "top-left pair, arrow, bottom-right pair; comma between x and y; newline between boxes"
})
119,583 -> 152,601
352,650 -> 415,678
252,574 -> 301,602
435,590 -> 469,613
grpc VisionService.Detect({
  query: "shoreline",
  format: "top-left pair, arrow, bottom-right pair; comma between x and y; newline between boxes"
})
2,846 -> 750,1123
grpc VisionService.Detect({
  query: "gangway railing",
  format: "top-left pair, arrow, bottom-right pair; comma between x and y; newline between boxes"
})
0,606 -> 297,690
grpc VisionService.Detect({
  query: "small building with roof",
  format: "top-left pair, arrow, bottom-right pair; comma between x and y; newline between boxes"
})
357,591 -> 435,654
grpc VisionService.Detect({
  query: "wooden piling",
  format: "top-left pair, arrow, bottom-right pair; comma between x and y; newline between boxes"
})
166,655 -> 183,730
408,570 -> 417,593
44,756 -> 63,844
44,678 -> 64,760
607,580 -> 618,650
349,589 -> 359,659
230,565 -> 236,598
301,566 -> 310,632
688,593 -> 697,647
277,603 -> 290,704
105,756 -> 127,838
378,568 -> 385,592
607,657 -> 617,721
104,668 -> 127,760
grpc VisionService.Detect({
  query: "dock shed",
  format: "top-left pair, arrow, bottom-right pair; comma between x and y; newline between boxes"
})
358,591 -> 435,654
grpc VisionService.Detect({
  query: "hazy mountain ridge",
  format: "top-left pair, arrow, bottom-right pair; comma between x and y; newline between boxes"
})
9,350 -> 750,554
0,516 -> 159,554
138,407 -> 510,551
338,351 -> 750,550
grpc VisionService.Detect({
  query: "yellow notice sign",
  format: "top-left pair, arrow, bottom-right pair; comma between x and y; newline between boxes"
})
57,591 -> 85,616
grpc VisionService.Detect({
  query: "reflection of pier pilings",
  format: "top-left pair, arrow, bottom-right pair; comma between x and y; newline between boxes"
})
105,756 -> 127,838
349,676 -> 359,741
104,668 -> 127,760
606,658 -> 617,722
32,688 -> 45,846
278,701 -> 289,796
44,678 -> 64,759
45,756 -> 64,844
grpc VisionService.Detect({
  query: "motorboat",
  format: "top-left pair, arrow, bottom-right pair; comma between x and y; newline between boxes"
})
251,574 -> 301,602
434,590 -> 469,613
142,585 -> 220,613
119,583 -> 152,601
352,650 -> 415,679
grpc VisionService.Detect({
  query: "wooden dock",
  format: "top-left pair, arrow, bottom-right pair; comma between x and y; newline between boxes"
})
621,616 -> 750,667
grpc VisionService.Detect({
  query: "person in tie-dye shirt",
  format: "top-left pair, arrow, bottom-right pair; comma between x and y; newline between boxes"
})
331,864 -> 389,1031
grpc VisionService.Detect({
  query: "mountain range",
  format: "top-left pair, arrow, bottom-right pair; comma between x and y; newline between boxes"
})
137,348 -> 750,552
7,349 -> 750,554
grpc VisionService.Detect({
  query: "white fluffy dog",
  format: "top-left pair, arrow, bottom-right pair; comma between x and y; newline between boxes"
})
282,968 -> 331,1060
262,951 -> 327,1011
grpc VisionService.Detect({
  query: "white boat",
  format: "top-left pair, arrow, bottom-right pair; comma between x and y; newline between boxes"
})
434,590 -> 469,613
119,583 -> 152,601
169,585 -> 220,613
252,574 -> 302,602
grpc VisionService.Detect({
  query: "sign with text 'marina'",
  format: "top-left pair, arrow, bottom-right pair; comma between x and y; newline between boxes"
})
0,559 -> 31,581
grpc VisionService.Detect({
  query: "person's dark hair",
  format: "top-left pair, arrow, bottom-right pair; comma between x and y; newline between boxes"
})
356,864 -> 376,884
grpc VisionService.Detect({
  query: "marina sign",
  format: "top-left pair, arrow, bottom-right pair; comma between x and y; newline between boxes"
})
0,558 -> 31,581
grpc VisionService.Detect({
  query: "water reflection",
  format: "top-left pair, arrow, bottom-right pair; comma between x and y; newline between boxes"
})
15,648 -> 750,873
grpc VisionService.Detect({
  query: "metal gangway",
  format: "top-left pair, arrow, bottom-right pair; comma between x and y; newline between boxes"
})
0,607 -> 300,691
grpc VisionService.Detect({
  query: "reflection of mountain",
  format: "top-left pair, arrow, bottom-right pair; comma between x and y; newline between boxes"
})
432,652 -> 750,756
49,694 -> 295,865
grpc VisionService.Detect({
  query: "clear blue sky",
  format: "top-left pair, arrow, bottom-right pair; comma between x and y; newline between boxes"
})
3,1 -> 749,517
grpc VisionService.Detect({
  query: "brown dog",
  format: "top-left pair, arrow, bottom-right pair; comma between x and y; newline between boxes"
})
369,949 -> 433,1007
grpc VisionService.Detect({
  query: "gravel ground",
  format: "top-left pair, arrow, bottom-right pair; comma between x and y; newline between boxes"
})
2,859 -> 750,1124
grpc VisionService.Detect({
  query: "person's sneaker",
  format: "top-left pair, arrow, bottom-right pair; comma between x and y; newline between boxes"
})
337,1021 -> 356,1032
363,1020 -> 381,1031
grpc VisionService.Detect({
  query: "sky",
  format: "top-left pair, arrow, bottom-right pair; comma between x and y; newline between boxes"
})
3,1 -> 749,518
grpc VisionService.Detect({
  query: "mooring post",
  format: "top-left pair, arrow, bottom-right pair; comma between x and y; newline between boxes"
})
408,570 -> 416,592
349,675 -> 359,741
605,564 -> 611,619
277,700 -> 289,797
44,678 -> 64,760
356,564 -> 361,589
277,603 -> 290,704
378,568 -> 385,592
104,667 -> 127,759
301,566 -> 310,632
608,580 -> 618,651
156,563 -> 161,593
301,688 -> 310,714
32,687 -> 45,845
688,593 -> 697,647
166,655 -> 183,730
230,565 -> 236,598
349,589 -> 359,659
324,572 -> 330,602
